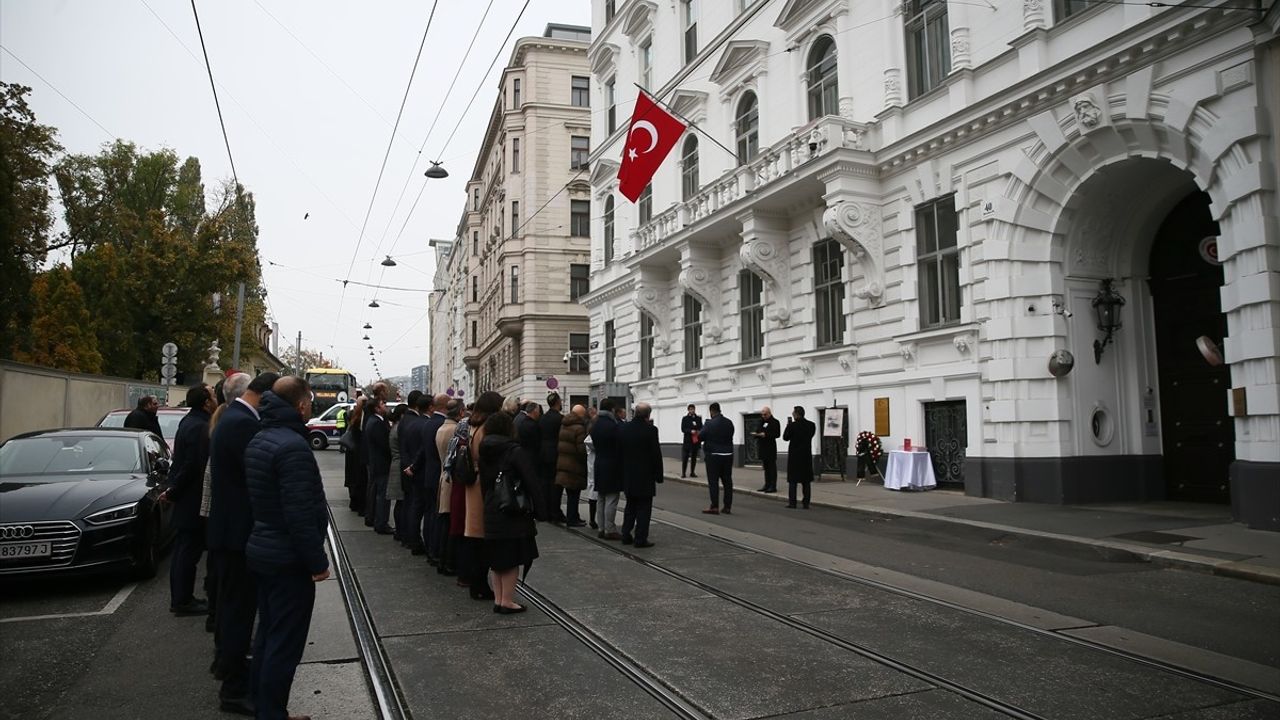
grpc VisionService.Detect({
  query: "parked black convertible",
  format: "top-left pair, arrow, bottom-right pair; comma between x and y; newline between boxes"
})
0,428 -> 174,578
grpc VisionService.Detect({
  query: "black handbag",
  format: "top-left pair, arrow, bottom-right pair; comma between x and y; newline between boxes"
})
338,427 -> 357,452
493,449 -> 531,517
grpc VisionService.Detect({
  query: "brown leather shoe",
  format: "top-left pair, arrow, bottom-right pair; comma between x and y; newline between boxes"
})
701,507 -> 719,515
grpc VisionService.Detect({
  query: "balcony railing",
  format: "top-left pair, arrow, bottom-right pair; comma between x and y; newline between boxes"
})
633,115 -> 868,252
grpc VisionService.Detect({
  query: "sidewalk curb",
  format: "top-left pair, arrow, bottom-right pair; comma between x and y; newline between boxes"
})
663,473 -> 1280,587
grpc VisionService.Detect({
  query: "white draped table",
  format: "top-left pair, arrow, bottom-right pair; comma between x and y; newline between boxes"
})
883,450 -> 937,490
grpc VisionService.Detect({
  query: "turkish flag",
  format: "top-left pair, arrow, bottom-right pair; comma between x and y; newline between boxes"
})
616,91 -> 688,202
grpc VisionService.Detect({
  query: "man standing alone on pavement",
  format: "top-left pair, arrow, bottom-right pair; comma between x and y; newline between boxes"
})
163,383 -> 216,615
700,402 -> 735,515
125,394 -> 164,438
753,406 -> 781,493
619,403 -> 662,547
680,404 -> 702,478
783,406 -> 817,509
244,377 -> 329,720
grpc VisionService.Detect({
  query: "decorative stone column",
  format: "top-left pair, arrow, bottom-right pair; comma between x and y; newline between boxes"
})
881,0 -> 905,111
1023,0 -> 1047,31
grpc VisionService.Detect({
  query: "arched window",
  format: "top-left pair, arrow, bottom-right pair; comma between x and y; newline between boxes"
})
681,135 -> 699,201
603,196 -> 615,265
735,92 -> 759,166
807,35 -> 838,119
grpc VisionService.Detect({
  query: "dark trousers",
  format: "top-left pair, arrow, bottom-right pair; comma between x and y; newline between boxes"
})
406,481 -> 427,549
563,488 -> 582,523
251,571 -> 315,720
370,470 -> 391,532
621,496 -> 653,543
681,442 -> 700,475
788,481 -> 812,507
459,537 -> 488,592
548,483 -> 568,522
215,550 -> 258,699
704,454 -> 734,510
393,497 -> 408,542
761,451 -> 778,490
169,526 -> 205,607
422,483 -> 440,558
436,514 -> 453,571
205,549 -> 220,629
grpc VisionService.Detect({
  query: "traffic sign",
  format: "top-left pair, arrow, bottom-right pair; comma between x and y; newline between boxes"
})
160,364 -> 177,380
162,342 -> 177,359
546,376 -> 559,390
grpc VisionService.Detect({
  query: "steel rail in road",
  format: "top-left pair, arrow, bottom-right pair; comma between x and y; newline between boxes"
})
518,582 -> 714,720
325,511 -> 409,720
645,515 -> 1280,707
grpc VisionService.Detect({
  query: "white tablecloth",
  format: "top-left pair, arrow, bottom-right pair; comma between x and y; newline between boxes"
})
884,451 -> 937,490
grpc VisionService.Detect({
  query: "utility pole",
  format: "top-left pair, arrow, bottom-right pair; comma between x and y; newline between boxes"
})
296,331 -> 303,375
231,281 -> 246,370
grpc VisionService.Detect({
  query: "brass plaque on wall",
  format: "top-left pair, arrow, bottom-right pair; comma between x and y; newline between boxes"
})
874,397 -> 890,436
1231,387 -> 1247,417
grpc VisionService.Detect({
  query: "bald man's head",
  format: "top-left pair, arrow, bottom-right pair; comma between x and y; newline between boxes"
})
571,404 -> 587,418
433,394 -> 450,412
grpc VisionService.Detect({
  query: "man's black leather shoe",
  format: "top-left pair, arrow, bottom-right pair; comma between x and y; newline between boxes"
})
219,696 -> 255,716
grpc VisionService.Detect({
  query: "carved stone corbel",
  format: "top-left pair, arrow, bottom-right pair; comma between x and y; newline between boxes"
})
739,235 -> 791,326
678,259 -> 724,342
634,278 -> 671,354
953,334 -> 975,354
837,351 -> 856,371
899,342 -> 916,362
823,201 -> 885,306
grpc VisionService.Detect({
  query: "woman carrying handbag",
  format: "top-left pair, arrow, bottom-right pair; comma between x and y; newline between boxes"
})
478,411 -> 546,614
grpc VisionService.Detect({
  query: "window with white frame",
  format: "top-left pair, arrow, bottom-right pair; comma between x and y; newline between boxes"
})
571,76 -> 590,107
683,293 -> 703,371
571,135 -> 590,170
813,238 -> 845,347
916,195 -> 961,328
681,0 -> 698,64
512,78 -> 521,107
639,40 -> 653,90
606,79 -> 617,134
569,333 -> 589,373
638,185 -> 652,224
1054,0 -> 1094,21
510,201 -> 519,236
473,187 -> 480,210
681,135 -> 699,201
511,137 -> 520,173
571,200 -> 590,237
905,0 -> 950,98
638,312 -> 654,379
472,230 -> 478,256
735,92 -> 759,166
510,265 -> 519,304
603,196 -> 615,264
739,269 -> 764,361
806,35 -> 838,120
472,275 -> 478,303
605,0 -> 616,23
471,321 -> 477,347
570,263 -> 589,300
604,320 -> 616,382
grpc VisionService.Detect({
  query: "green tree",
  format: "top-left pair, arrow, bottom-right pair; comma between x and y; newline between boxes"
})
281,345 -> 339,373
0,82 -> 63,359
15,266 -> 103,373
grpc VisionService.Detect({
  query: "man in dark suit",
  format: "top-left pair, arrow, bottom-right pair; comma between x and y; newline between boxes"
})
680,404 -> 702,478
124,394 -> 163,438
753,406 -> 781,492
365,398 -> 393,534
783,406 -> 817,509
699,402 -> 735,515
590,398 -> 624,539
398,393 -> 429,553
409,394 -> 449,561
619,403 -> 663,547
539,394 -> 566,523
244,377 -> 329,720
207,371 -> 276,715
515,402 -> 542,464
161,383 -> 216,615
393,391 -> 425,545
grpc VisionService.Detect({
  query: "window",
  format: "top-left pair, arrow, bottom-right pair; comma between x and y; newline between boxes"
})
511,137 -> 520,172
813,238 -> 845,347
681,135 -> 699,201
510,265 -> 519,304
570,263 -> 590,300
735,92 -> 759,166
681,0 -> 698,64
571,76 -> 590,107
604,320 -> 616,382
806,35 -> 838,120
511,201 -> 520,235
569,333 -> 589,373
605,0 -> 616,23
571,135 -> 590,170
640,40 -> 653,90
683,294 -> 703,371
905,0 -> 950,98
639,313 -> 654,379
916,195 -> 961,328
472,275 -> 478,303
473,187 -> 480,210
1054,0 -> 1093,21
472,230 -> 478,256
638,185 -> 652,224
603,196 -> 615,264
512,78 -> 521,107
571,200 -> 590,237
739,270 -> 764,360
471,321 -> 478,347
606,79 -> 617,134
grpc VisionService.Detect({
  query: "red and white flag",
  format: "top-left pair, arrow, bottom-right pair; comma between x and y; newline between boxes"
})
616,91 -> 687,202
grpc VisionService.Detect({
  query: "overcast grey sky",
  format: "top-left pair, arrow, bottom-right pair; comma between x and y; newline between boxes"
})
0,0 -> 590,384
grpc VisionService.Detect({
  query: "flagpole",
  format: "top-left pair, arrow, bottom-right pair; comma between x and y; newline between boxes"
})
634,83 -> 738,161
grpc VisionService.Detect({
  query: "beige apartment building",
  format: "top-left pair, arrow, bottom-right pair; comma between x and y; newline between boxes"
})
431,24 -> 595,405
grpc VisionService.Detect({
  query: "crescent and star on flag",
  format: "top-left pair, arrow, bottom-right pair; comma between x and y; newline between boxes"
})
615,91 -> 688,203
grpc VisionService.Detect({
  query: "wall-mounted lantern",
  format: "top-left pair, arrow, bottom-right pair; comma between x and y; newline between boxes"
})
1091,278 -> 1126,364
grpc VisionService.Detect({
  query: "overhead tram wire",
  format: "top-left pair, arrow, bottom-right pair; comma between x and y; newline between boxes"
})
333,0 -> 440,343
0,46 -> 116,140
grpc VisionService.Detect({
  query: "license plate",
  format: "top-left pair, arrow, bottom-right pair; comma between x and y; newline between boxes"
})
0,541 -> 52,559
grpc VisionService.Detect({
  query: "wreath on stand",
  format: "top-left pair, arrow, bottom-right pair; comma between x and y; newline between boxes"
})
854,431 -> 883,481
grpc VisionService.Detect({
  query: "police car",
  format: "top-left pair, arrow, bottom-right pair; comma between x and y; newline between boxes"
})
306,402 -> 353,451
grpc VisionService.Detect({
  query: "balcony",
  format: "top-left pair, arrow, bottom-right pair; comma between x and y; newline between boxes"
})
463,346 -> 481,370
632,115 -> 869,254
497,302 -> 525,338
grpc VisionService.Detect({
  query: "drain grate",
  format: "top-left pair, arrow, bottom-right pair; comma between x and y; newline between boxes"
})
1111,530 -> 1200,545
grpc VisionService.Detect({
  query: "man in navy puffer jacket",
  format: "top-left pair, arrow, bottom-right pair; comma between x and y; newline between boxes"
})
244,377 -> 329,720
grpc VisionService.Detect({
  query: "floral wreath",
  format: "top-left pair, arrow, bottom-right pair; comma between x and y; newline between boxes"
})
855,431 -> 882,462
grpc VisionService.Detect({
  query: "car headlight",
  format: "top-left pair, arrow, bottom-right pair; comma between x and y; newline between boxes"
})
84,502 -> 140,526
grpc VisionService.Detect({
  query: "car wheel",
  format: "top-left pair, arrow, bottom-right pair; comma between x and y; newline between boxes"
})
309,432 -> 328,451
131,515 -> 160,580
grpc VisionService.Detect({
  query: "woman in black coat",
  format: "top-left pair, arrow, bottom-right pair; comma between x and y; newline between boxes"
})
478,411 -> 546,614
344,398 -> 367,513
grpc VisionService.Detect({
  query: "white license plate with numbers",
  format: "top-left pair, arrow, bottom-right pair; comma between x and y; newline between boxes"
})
0,541 -> 52,559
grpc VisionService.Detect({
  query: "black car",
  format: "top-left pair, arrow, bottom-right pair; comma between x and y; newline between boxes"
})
0,428 -> 174,578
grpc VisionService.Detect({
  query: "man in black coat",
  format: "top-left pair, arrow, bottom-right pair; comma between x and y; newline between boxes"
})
394,391 -> 425,546
590,398 -> 624,538
207,371 -> 276,714
783,406 -> 817,509
619,403 -> 662,547
124,394 -> 163,438
364,398 -> 393,534
539,394 -> 566,523
699,402 -> 735,515
161,383 -> 216,615
680,404 -> 702,478
244,378 -> 329,720
515,402 -> 542,462
752,406 -> 781,493
409,394 -> 448,560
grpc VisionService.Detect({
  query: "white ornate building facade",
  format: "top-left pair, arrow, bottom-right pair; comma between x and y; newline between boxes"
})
583,0 -> 1280,528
